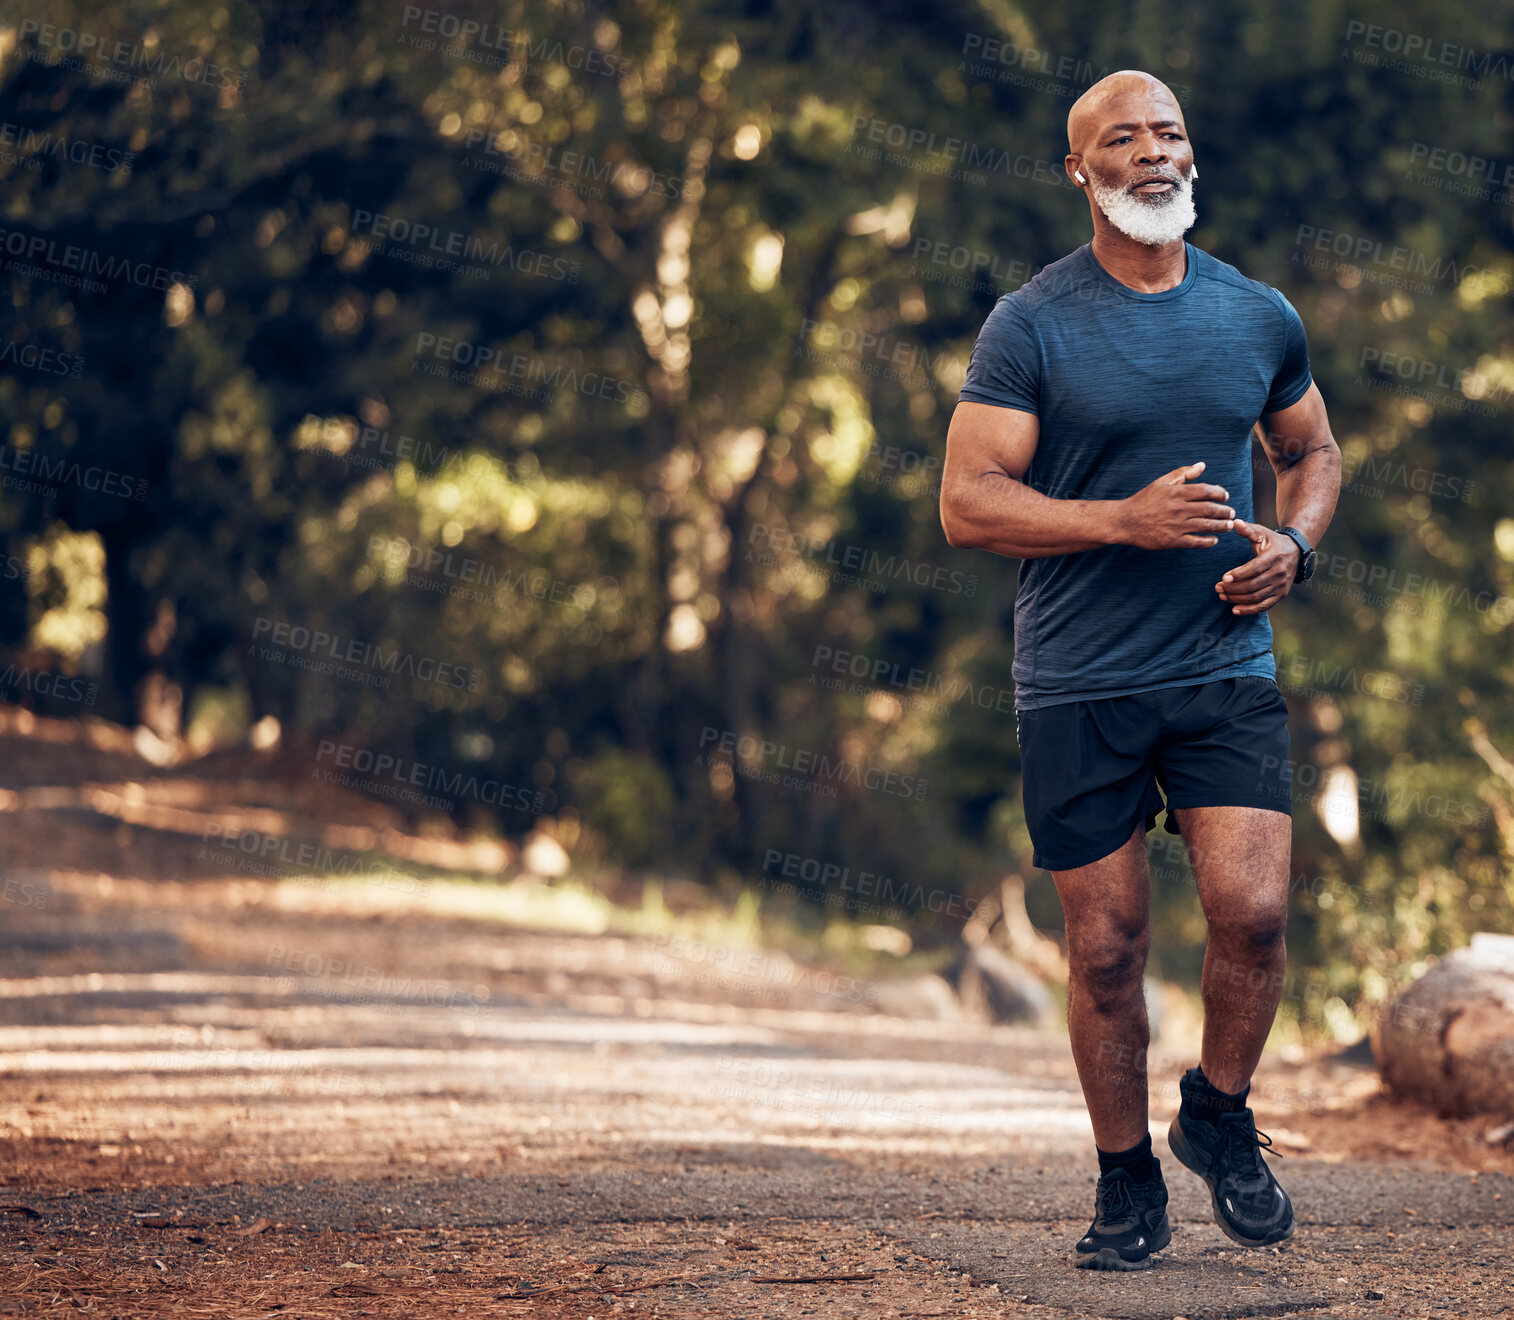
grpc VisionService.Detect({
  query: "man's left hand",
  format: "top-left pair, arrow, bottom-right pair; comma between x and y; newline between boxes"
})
1215,520 -> 1300,615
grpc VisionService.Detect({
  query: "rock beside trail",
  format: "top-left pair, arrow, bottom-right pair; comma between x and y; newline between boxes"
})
1374,933 -> 1514,1118
953,943 -> 1055,1026
870,945 -> 1057,1025
870,972 -> 964,1021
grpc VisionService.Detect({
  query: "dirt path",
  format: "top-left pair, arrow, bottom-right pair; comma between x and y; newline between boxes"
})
2,869 -> 1511,1319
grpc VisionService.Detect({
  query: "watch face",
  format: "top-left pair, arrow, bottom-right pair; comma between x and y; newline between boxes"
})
1300,548 -> 1317,582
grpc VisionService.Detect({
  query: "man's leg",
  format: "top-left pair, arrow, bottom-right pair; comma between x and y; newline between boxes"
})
1173,804 -> 1291,1092
1022,694 -> 1172,1269
1050,823 -> 1152,1153
1164,802 -> 1295,1248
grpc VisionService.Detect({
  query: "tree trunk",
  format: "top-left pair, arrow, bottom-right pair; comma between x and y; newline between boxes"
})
101,522 -> 151,728
1373,934 -> 1514,1118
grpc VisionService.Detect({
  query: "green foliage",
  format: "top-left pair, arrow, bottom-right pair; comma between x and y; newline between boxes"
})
573,746 -> 676,868
2,0 -> 1512,1035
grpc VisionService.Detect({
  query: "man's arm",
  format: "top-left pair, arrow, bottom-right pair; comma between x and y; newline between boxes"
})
1214,382 -> 1342,614
940,401 -> 1237,558
1259,381 -> 1341,549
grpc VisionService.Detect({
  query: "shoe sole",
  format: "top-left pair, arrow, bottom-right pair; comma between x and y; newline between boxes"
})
1167,1116 -> 1295,1248
1074,1247 -> 1151,1271
1073,1215 -> 1172,1270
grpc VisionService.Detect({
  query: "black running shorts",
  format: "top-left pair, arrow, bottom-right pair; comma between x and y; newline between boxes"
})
1014,676 -> 1292,871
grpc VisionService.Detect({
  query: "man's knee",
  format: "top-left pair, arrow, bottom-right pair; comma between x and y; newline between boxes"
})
1211,901 -> 1286,957
1069,927 -> 1150,1011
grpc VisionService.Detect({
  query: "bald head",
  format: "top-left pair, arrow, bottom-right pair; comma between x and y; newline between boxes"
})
1064,70 -> 1196,248
1067,70 -> 1183,156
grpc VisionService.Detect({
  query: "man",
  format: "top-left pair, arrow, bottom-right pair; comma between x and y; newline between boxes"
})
939,70 -> 1341,1271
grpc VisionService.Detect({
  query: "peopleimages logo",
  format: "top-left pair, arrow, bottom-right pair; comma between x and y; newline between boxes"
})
957,35 -> 1194,105
810,645 -> 1015,715
861,444 -> 942,496
908,236 -> 1045,294
698,726 -> 928,802
1408,143 -> 1514,190
711,1055 -> 943,1129
1259,755 -> 1489,830
1340,453 -> 1477,503
146,1028 -> 382,1098
0,227 -> 197,293
1340,19 -> 1514,87
398,6 -> 628,78
250,617 -> 481,691
296,415 -> 533,494
267,945 -> 486,1015
199,823 -> 431,893
1354,346 -> 1505,424
848,115 -> 1078,189
17,19 -> 248,91
1293,224 -> 1512,294
0,663 -> 99,707
959,35 -> 1104,85
313,739 -> 547,814
1358,346 -> 1508,403
460,132 -> 685,200
1311,553 -> 1513,620
368,534 -> 596,610
348,208 -> 581,283
647,933 -> 878,1006
0,447 -> 148,502
0,123 -> 135,174
411,334 -> 649,407
0,337 -> 85,378
747,524 -> 979,597
795,318 -> 964,384
761,849 -> 979,920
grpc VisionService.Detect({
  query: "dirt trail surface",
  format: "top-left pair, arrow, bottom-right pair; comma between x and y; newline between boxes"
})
4,877 -> 1512,1320
0,714 -> 1511,1318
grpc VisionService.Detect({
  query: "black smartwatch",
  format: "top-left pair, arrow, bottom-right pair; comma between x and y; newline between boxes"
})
1276,525 -> 1316,583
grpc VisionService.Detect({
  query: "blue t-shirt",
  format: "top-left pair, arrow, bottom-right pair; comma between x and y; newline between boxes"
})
958,241 -> 1312,711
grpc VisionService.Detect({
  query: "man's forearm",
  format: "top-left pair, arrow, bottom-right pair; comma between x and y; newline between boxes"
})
1274,445 -> 1341,549
943,472 -> 1127,558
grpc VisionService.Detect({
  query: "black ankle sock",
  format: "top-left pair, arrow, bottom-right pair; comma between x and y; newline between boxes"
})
1184,1066 -> 1249,1123
1096,1131 -> 1159,1184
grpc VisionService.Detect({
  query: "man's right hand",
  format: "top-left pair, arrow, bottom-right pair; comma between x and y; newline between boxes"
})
1117,461 -> 1236,549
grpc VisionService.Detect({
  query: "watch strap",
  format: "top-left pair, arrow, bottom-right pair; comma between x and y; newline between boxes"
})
1276,525 -> 1313,582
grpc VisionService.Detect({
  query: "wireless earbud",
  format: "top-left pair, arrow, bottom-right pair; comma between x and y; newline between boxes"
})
1190,163 -> 1198,179
1075,170 -> 1086,184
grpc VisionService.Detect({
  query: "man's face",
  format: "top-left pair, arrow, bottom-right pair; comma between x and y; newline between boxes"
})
1081,91 -> 1196,246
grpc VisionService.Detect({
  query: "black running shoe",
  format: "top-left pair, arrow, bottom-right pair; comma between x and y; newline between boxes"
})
1073,1165 -> 1172,1270
1168,1070 -> 1294,1247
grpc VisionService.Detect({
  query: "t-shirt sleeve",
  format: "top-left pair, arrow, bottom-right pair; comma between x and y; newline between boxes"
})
1264,291 -> 1312,413
958,295 -> 1040,414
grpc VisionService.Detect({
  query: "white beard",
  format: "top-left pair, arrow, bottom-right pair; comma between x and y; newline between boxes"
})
1089,166 -> 1196,246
